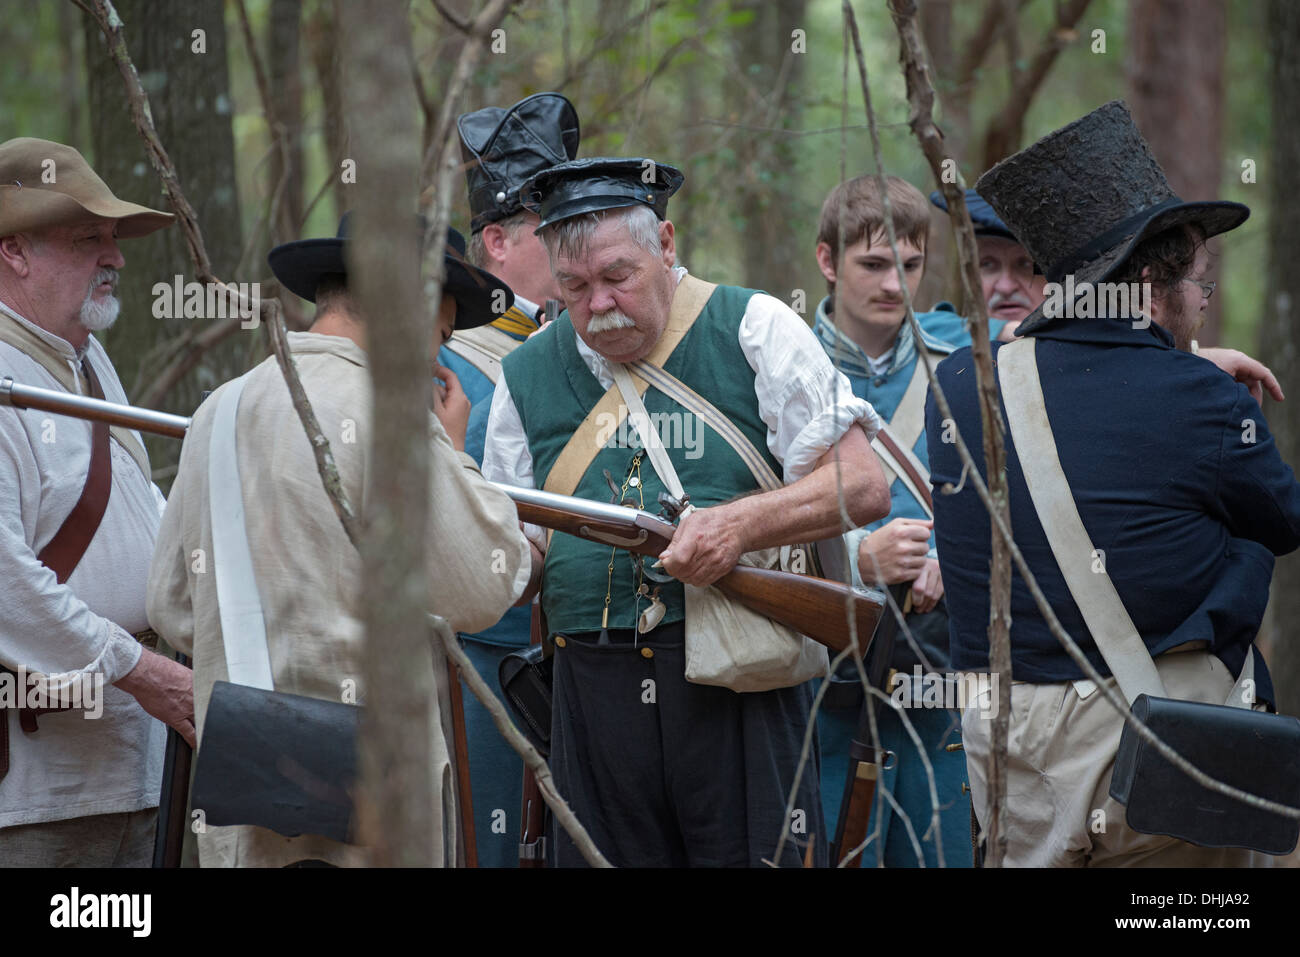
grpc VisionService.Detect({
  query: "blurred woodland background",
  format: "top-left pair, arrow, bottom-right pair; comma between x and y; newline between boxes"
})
4,0 -> 1300,712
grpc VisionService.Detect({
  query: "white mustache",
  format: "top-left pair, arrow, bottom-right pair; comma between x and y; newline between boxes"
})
89,268 -> 119,295
587,308 -> 637,333
988,290 -> 1033,310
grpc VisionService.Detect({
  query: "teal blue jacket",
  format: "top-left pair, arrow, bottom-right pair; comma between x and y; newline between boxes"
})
437,303 -> 540,648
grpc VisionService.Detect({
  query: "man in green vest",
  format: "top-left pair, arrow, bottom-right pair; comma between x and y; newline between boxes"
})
482,157 -> 890,867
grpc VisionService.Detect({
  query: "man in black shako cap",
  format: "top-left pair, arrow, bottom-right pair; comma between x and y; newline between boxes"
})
482,158 -> 891,867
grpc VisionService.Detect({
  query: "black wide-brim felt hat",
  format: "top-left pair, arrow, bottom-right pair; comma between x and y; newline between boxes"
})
522,157 -> 684,229
975,100 -> 1248,335
268,213 -> 513,329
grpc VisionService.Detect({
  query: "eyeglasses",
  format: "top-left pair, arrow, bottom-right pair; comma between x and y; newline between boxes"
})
1185,278 -> 1217,300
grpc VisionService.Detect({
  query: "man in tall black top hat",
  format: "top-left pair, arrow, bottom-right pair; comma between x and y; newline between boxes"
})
927,101 -> 1300,866
481,157 -> 890,867
440,93 -> 579,866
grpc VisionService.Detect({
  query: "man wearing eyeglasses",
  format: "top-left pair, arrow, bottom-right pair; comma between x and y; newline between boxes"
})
929,102 -> 1300,867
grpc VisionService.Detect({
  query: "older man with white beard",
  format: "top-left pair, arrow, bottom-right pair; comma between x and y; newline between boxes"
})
0,138 -> 194,867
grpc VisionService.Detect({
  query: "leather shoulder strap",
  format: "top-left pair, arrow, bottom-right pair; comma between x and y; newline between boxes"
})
445,325 -> 521,384
541,275 -> 716,500
997,337 -> 1165,703
863,350 -> 939,517
626,356 -> 781,493
0,320 -> 151,481
872,424 -> 933,518
36,360 -> 111,583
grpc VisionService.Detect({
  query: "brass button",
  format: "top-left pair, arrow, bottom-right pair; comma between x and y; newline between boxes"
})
640,647 -> 654,659
554,636 -> 567,648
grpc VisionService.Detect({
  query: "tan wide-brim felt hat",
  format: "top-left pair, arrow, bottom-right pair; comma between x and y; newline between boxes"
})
0,138 -> 174,239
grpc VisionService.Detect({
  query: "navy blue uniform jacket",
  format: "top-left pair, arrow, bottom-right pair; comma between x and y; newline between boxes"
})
925,317 -> 1300,705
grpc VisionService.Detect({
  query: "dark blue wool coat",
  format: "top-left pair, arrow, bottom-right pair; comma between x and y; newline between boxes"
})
926,317 -> 1300,705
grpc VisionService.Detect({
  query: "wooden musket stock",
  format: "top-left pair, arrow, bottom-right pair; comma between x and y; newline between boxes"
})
507,494 -> 882,654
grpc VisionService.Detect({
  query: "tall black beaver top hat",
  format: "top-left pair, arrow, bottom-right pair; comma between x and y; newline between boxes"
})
521,157 -> 684,231
975,100 -> 1248,334
268,213 -> 513,329
458,92 -> 581,233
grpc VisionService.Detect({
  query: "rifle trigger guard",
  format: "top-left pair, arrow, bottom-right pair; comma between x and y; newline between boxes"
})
581,525 -> 649,548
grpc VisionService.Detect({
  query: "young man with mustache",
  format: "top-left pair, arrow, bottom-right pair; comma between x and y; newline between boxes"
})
810,173 -> 1016,867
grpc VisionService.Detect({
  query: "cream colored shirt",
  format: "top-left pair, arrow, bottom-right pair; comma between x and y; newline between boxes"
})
0,306 -> 166,829
147,332 -> 530,867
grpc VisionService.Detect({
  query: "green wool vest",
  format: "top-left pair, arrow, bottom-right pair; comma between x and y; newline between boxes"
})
502,284 -> 781,635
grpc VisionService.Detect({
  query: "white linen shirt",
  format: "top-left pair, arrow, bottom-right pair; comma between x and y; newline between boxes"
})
482,267 -> 881,549
0,308 -> 167,829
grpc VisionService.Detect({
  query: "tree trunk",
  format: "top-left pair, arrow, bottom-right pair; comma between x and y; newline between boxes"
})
917,0 -> 954,312
56,0 -> 87,145
339,0 -> 441,866
728,0 -> 808,305
1127,0 -> 1227,344
307,0 -> 348,226
269,0 -> 304,242
1260,0 -> 1300,718
82,0 -> 245,488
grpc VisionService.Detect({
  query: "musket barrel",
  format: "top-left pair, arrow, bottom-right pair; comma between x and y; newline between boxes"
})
492,481 -> 667,526
0,376 -> 191,439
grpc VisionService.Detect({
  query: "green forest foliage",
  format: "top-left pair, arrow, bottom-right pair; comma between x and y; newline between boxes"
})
0,0 -> 1275,355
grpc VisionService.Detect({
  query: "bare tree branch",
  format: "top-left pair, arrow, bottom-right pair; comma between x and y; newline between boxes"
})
429,615 -> 613,867
263,295 -> 362,547
432,0 -> 471,32
132,316 -> 242,408
82,0 -> 212,277
82,0 -> 362,543
982,0 -> 1093,167
418,0 -> 517,191
953,0 -> 1029,94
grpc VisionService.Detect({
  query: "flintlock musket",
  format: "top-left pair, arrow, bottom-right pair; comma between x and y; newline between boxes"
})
0,376 -> 883,654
